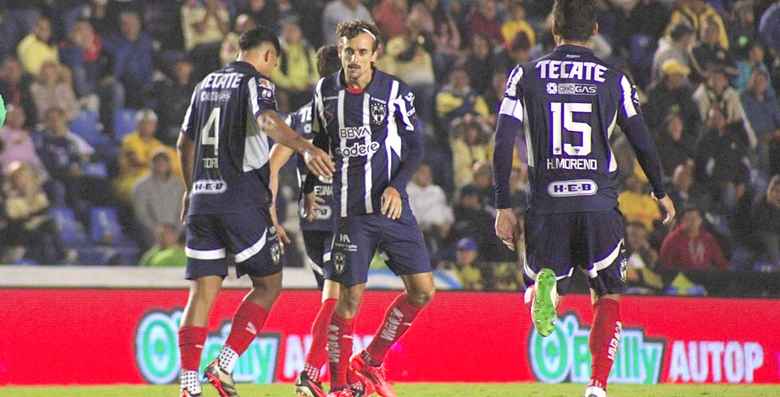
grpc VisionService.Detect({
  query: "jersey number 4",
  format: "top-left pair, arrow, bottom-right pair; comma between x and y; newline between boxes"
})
550,102 -> 591,156
202,108 -> 221,155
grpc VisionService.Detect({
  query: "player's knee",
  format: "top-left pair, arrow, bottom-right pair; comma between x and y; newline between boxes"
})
336,296 -> 361,318
407,287 -> 435,307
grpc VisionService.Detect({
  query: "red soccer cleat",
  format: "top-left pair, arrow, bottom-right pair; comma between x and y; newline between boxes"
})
326,388 -> 356,397
350,352 -> 395,397
295,370 -> 326,397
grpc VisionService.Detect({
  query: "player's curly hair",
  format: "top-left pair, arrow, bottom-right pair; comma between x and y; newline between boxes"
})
552,0 -> 596,42
335,20 -> 382,51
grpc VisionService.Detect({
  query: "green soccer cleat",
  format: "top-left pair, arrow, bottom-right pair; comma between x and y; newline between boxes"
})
532,268 -> 558,337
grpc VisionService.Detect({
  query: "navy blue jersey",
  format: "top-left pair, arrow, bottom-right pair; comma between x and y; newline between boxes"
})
181,61 -> 277,215
310,69 -> 420,218
286,101 -> 336,231
494,45 -> 663,214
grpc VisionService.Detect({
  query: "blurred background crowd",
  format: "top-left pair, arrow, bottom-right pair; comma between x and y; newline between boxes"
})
1,0 -> 779,296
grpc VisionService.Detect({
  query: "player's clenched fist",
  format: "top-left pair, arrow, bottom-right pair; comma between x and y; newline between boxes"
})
495,208 -> 518,251
381,186 -> 402,220
303,146 -> 334,178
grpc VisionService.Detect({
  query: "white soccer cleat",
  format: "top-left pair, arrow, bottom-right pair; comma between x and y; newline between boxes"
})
584,386 -> 606,397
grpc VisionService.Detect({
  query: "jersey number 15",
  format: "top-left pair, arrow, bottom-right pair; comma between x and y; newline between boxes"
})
550,102 -> 592,157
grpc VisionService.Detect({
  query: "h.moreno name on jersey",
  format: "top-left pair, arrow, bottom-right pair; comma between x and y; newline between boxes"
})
546,157 -> 598,170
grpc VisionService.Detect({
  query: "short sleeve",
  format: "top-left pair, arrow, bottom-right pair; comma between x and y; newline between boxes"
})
180,88 -> 198,140
617,73 -> 642,127
395,84 -> 417,132
248,76 -> 277,118
498,64 -> 525,122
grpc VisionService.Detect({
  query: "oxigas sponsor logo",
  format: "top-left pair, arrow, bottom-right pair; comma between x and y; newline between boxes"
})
529,313 -> 664,385
134,310 -> 280,384
668,340 -> 764,383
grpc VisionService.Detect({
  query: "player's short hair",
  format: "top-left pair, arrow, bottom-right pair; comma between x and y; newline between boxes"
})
316,45 -> 341,76
336,20 -> 381,51
239,25 -> 281,54
552,0 -> 596,42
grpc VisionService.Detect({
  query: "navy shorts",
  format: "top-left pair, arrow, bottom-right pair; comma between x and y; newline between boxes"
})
523,209 -> 626,296
302,230 -> 332,290
185,206 -> 283,280
324,207 -> 432,287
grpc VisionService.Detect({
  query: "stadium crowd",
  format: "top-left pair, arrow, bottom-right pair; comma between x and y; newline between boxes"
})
0,0 -> 779,295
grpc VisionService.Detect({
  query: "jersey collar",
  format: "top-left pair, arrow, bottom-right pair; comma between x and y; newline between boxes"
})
554,44 -> 594,55
338,67 -> 378,94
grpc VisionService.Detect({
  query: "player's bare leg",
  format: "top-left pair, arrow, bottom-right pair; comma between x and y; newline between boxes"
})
530,269 -> 559,337
296,280 -> 341,397
585,292 -> 621,397
179,275 -> 223,397
353,272 -> 435,397
205,271 -> 282,397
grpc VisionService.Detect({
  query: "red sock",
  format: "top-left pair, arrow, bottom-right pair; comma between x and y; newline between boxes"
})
589,298 -> 621,390
305,298 -> 337,374
225,300 -> 268,355
179,326 -> 208,371
327,313 -> 354,390
366,293 -> 423,364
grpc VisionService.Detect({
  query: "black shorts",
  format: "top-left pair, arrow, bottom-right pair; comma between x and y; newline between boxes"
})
302,230 -> 332,290
185,206 -> 283,280
523,208 -> 626,296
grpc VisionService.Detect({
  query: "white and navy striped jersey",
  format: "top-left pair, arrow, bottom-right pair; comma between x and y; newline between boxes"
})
181,61 -> 278,215
493,44 -> 665,214
308,69 -> 421,218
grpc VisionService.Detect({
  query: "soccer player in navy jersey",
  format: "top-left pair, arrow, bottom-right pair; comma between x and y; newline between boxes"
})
492,2 -> 675,396
175,27 -> 333,397
305,21 -> 434,397
266,44 -> 343,397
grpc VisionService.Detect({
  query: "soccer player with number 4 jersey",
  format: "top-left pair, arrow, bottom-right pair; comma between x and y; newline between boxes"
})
492,2 -> 676,397
175,26 -> 333,397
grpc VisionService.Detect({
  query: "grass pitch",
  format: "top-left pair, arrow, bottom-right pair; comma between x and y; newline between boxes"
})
3,383 -> 780,397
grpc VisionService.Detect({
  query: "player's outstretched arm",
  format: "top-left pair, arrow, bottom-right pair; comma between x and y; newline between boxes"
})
268,143 -> 296,248
257,110 -> 334,177
176,132 -> 196,224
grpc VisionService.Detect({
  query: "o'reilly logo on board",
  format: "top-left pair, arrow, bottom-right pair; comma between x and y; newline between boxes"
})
134,309 -> 280,384
529,312 -> 664,384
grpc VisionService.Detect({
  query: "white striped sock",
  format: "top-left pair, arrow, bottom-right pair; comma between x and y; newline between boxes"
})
218,346 -> 239,374
180,370 -> 201,394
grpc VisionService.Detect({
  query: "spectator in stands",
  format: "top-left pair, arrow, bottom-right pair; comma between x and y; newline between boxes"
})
322,0 -> 373,44
624,221 -> 664,294
619,175 -> 662,231
645,59 -> 701,136
450,114 -> 492,189
271,17 -> 318,111
154,57 -> 197,145
751,175 -> 780,266
758,1 -> 780,56
181,0 -> 229,52
666,0 -> 729,50
436,67 -> 490,130
690,18 -> 738,80
424,0 -> 461,82
138,223 -> 186,267
655,111 -> 695,178
59,19 -> 102,98
116,109 -> 178,203
695,106 -> 751,212
16,15 -> 58,77
0,105 -> 46,177
668,163 -> 704,215
239,0 -> 280,32
373,0 -> 408,39
2,161 -> 65,264
501,1 -> 534,49
103,11 -> 154,108
468,0 -> 501,43
742,68 -> 780,173
730,1 -> 758,59
693,67 -> 757,149
651,24 -> 695,84
220,14 -> 256,66
483,69 -> 507,119
736,42 -> 775,96
0,57 -> 36,127
453,237 -> 484,290
497,32 -> 532,75
660,206 -> 729,271
465,34 -> 496,95
465,161 -> 495,211
408,163 -> 453,253
30,61 -> 79,122
452,184 -> 493,243
132,150 -> 185,248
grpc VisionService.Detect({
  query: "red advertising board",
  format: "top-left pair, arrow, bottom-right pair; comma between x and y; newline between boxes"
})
0,289 -> 778,385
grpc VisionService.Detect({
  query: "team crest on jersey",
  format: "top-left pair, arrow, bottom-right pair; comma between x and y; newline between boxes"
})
333,252 -> 346,274
370,101 -> 386,125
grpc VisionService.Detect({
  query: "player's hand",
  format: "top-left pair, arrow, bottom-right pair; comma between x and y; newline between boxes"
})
495,208 -> 518,251
381,186 -> 403,220
180,191 -> 190,225
274,223 -> 291,254
304,192 -> 325,222
303,146 -> 335,178
655,193 -> 676,225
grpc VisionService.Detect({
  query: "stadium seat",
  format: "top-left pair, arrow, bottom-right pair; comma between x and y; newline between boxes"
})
83,161 -> 109,178
70,110 -> 107,146
89,207 -> 129,245
113,108 -> 138,141
50,207 -> 89,248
